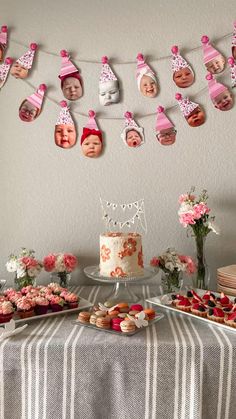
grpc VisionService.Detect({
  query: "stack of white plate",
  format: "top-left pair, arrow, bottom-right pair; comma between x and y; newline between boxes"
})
217,265 -> 236,296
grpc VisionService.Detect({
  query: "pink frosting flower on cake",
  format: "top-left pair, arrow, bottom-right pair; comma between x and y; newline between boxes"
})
100,245 -> 111,262
138,248 -> 144,268
110,267 -> 127,277
123,238 -> 137,256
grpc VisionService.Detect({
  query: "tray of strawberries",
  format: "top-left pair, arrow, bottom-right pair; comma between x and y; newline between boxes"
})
146,289 -> 236,332
0,283 -> 92,325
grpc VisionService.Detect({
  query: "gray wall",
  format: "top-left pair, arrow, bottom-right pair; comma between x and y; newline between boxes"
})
1,0 -> 236,287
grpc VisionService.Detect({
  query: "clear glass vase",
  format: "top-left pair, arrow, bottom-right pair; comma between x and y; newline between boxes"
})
50,272 -> 71,288
160,270 -> 183,294
192,235 -> 210,290
15,274 -> 36,291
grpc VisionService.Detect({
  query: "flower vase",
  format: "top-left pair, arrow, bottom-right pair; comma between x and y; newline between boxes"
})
50,272 -> 71,288
160,271 -> 183,294
193,235 -> 210,290
14,274 -> 36,291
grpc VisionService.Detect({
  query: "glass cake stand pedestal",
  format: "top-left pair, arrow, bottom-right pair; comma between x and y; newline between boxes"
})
84,266 -> 157,303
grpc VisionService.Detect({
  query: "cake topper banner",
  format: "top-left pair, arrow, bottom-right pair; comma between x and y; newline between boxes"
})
100,198 -> 147,233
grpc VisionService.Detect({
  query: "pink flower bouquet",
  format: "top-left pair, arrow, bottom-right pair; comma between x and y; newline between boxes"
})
43,253 -> 78,287
6,248 -> 43,290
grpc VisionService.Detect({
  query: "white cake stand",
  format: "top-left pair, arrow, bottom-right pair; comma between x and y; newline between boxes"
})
83,265 -> 157,303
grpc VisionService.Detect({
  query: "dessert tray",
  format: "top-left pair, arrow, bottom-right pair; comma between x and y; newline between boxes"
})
146,289 -> 236,333
72,313 -> 164,337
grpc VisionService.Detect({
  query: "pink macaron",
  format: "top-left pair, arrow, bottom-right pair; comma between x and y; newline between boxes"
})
111,317 -> 123,332
130,304 -> 143,312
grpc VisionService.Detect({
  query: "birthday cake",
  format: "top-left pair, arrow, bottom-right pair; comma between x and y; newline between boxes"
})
99,232 -> 144,277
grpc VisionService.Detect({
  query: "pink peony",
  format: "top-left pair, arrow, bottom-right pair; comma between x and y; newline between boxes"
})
179,255 -> 196,274
193,203 -> 210,219
150,257 -> 160,267
63,253 -> 78,272
43,254 -> 56,272
20,257 -> 38,268
178,194 -> 195,204
179,213 -> 196,227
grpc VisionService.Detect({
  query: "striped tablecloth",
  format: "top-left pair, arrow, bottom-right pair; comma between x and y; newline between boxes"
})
1,284 -> 236,419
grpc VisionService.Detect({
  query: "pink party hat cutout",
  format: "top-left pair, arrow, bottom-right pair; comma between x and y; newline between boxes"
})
156,106 -> 174,131
84,110 -> 99,131
232,21 -> 236,48
0,25 -> 8,46
16,43 -> 38,69
171,46 -> 192,72
59,50 -> 79,78
175,93 -> 198,117
201,35 -> 222,64
27,84 -> 47,109
100,56 -> 117,83
136,53 -> 156,89
228,57 -> 236,88
205,73 -> 227,99
0,57 -> 13,84
56,101 -> 74,125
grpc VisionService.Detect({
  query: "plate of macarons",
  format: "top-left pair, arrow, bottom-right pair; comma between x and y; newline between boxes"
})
72,301 -> 164,336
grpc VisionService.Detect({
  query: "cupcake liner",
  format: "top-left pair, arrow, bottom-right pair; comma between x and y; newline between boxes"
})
191,309 -> 207,318
35,305 -> 48,315
50,304 -> 63,312
0,313 -> 14,323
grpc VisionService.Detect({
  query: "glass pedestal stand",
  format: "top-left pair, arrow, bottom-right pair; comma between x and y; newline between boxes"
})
84,266 -> 157,303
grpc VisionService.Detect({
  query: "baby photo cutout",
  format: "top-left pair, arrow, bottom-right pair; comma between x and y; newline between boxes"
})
0,25 -> 8,63
156,106 -> 176,146
136,53 -> 158,98
121,112 -> 144,148
206,73 -> 234,111
19,84 -> 47,122
81,110 -> 103,158
232,21 -> 236,60
228,57 -> 236,88
171,45 -> 194,88
54,101 -> 77,149
99,56 -> 120,106
0,57 -> 13,89
10,43 -> 38,79
201,35 -> 225,74
59,50 -> 83,101
175,93 -> 206,127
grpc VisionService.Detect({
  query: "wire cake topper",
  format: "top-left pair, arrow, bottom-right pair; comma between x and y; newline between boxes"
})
100,197 -> 147,233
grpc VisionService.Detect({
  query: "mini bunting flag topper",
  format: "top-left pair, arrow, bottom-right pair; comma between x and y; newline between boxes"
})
10,43 -> 38,79
59,50 -> 83,101
171,45 -> 194,88
0,56 -> 13,89
175,93 -> 205,127
80,110 -> 103,158
99,56 -> 120,106
136,53 -> 158,98
232,21 -> 236,60
201,35 -> 225,74
54,100 -> 77,149
0,25 -> 8,62
156,106 -> 176,146
121,111 -> 144,148
228,57 -> 236,88
19,84 -> 47,123
205,73 -> 233,111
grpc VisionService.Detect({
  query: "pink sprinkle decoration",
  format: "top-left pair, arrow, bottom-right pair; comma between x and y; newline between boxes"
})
101,56 -> 108,64
5,57 -> 13,65
88,110 -> 95,117
157,106 -> 164,113
124,111 -> 132,119
30,43 -> 38,50
60,50 -> 68,57
175,93 -> 182,100
206,73 -> 213,81
136,53 -> 144,61
228,57 -> 235,66
60,100 -> 67,107
1,25 -> 7,32
201,35 -> 209,45
171,45 -> 178,55
39,84 -> 47,91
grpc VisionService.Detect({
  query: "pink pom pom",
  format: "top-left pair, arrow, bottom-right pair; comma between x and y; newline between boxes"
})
157,106 -> 164,113
88,110 -> 95,118
206,73 -> 213,81
5,57 -> 13,65
171,45 -> 178,55
60,100 -> 67,108
175,93 -> 182,100
60,50 -> 68,57
30,43 -> 38,51
39,84 -> 47,91
1,25 -> 7,32
201,35 -> 209,45
228,57 -> 235,66
136,53 -> 144,61
101,56 -> 108,64
124,111 -> 132,119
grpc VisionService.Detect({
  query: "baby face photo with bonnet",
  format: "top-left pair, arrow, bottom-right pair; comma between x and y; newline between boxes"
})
81,110 -> 103,158
171,46 -> 194,88
136,53 -> 158,98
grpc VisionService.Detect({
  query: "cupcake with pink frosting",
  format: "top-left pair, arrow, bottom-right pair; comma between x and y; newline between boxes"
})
50,295 -> 64,312
0,301 -> 14,323
64,292 -> 79,309
34,296 -> 49,315
16,297 -> 34,318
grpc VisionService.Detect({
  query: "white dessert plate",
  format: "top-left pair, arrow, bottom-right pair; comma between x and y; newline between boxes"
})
72,313 -> 164,336
145,289 -> 236,334
84,265 -> 157,283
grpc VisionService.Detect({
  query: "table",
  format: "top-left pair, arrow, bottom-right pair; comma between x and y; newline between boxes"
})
1,284 -> 236,419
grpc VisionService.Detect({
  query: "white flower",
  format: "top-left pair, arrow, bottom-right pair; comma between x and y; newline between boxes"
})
6,260 -> 17,273
55,254 -> 66,273
178,202 -> 194,216
208,221 -> 220,235
16,265 -> 26,278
